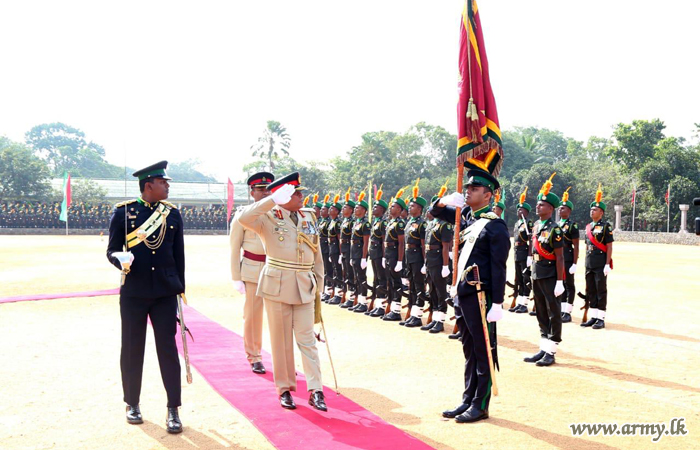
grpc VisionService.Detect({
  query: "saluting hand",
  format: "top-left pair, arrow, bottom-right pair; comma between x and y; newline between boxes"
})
440,192 -> 466,208
270,184 -> 295,205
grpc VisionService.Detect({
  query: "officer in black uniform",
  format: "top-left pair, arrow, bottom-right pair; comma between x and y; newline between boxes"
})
318,195 -> 333,302
402,188 -> 429,328
327,195 -> 344,305
431,168 -> 510,423
367,190 -> 389,317
558,188 -> 579,323
349,193 -> 371,313
339,193 -> 356,308
421,197 -> 453,334
382,190 -> 407,321
581,186 -> 614,329
106,161 -> 185,433
524,175 -> 565,367
510,189 -> 533,314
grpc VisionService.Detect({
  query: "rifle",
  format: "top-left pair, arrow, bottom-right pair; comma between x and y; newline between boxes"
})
577,291 -> 589,322
506,281 -> 518,309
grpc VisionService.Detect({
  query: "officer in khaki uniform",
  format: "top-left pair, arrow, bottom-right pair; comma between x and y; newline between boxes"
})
230,171 -> 274,374
237,172 -> 327,412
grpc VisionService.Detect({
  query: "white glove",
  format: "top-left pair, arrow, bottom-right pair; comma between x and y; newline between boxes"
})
440,192 -> 466,208
394,261 -> 403,272
360,258 -> 367,269
338,255 -> 343,264
554,280 -> 565,297
569,263 -> 577,275
270,184 -> 295,205
381,258 -> 386,268
232,280 -> 246,295
113,251 -> 134,270
449,284 -> 458,298
527,256 -> 533,267
441,265 -> 450,278
448,250 -> 453,260
603,264 -> 611,276
329,256 -> 332,263
420,265 -> 426,275
486,303 -> 503,323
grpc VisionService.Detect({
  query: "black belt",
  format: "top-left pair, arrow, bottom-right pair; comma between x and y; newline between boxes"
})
426,244 -> 441,250
515,242 -> 528,247
405,243 -> 421,249
384,242 -> 397,247
340,239 -> 351,244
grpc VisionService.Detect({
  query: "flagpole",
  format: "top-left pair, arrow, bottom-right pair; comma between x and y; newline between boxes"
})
666,183 -> 670,233
632,185 -> 636,232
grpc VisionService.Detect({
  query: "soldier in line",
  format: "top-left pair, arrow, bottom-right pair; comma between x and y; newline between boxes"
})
106,161 -> 185,433
524,174 -> 565,367
339,191 -> 356,309
318,195 -> 334,302
558,187 -> 580,323
401,182 -> 429,328
382,188 -> 408,321
366,187 -> 389,317
581,185 -> 614,330
326,194 -> 344,305
237,172 -> 327,412
230,171 -> 274,375
509,188 -> 534,314
348,192 -> 371,313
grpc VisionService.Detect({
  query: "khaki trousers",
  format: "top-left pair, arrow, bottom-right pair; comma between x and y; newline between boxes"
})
264,300 -> 322,395
243,282 -> 264,364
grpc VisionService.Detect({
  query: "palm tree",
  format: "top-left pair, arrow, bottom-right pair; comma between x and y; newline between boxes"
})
250,120 -> 291,171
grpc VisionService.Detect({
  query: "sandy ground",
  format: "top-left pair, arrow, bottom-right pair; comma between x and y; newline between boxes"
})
0,235 -> 698,450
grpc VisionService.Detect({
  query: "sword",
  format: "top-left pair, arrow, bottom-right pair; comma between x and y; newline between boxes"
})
465,264 -> 498,397
177,293 -> 193,384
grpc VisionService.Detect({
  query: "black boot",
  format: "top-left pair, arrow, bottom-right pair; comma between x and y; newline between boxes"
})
166,407 -> 183,434
251,362 -> 266,374
448,330 -> 462,340
280,391 -> 296,409
455,406 -> 489,423
321,292 -> 330,302
420,320 -> 437,331
382,311 -> 402,321
442,403 -> 469,418
308,390 -> 327,412
536,353 -> 556,366
340,299 -> 354,308
580,317 -> 597,327
515,305 -> 528,314
353,304 -> 368,313
524,350 -> 545,363
592,319 -> 605,329
528,309 -> 537,316
328,295 -> 342,305
404,316 -> 423,328
369,307 -> 385,317
429,322 -> 445,334
561,312 -> 572,323
126,405 -> 143,424
508,304 -> 518,312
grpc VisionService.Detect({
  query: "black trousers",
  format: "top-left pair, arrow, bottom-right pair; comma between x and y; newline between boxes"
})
514,260 -> 531,296
456,293 -> 494,412
330,253 -> 343,291
407,260 -> 427,309
427,264 -> 448,313
351,258 -> 368,296
564,260 -> 576,305
586,268 -> 607,311
120,294 -> 181,407
322,250 -> 333,289
385,257 -> 403,303
341,253 -> 355,293
532,277 -> 562,344
370,258 -> 388,299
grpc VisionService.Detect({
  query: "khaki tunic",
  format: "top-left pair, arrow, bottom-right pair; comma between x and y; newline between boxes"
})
237,198 -> 324,394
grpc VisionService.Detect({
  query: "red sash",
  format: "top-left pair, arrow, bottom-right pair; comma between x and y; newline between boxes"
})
532,234 -> 556,261
243,250 -> 266,262
586,223 -> 613,269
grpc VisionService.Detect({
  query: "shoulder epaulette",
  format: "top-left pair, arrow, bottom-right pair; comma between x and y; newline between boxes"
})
161,200 -> 177,209
482,212 -> 499,220
114,199 -> 137,208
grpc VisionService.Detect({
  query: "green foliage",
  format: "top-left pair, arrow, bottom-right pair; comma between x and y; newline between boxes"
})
0,137 -> 51,201
250,120 -> 291,171
167,158 -> 217,182
606,119 -> 666,171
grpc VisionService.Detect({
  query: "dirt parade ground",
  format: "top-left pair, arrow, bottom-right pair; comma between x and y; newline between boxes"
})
0,235 -> 698,450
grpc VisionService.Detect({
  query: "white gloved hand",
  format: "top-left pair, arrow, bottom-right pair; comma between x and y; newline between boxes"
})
232,280 -> 246,295
554,280 -> 565,297
338,255 -> 343,264
381,258 -> 386,268
440,192 -> 466,208
113,251 -> 134,270
486,303 -> 503,323
394,261 -> 403,272
360,258 -> 367,269
449,284 -> 458,298
420,265 -> 426,275
329,256 -> 332,263
441,265 -> 450,278
527,256 -> 533,267
270,184 -> 295,205
603,264 -> 611,276
569,263 -> 577,275
448,250 -> 453,260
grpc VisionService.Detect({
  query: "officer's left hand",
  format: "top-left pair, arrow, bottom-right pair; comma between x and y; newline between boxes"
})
441,265 -> 450,278
486,303 -> 503,323
554,280 -> 565,297
603,264 -> 611,276
420,265 -> 426,275
360,258 -> 367,269
569,263 -> 577,274
232,280 -> 246,295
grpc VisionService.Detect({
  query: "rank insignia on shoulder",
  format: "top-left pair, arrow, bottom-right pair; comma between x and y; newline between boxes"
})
482,212 -> 499,220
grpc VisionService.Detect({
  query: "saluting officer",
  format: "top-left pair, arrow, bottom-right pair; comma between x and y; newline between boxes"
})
106,161 -> 185,433
510,188 -> 534,314
326,195 -> 344,305
349,192 -> 371,313
402,182 -> 429,328
421,190 -> 453,334
339,191 -> 356,308
367,188 -> 389,317
558,187 -> 580,323
230,171 -> 274,374
382,188 -> 408,321
237,172 -> 327,412
581,185 -> 614,329
524,174 -> 565,367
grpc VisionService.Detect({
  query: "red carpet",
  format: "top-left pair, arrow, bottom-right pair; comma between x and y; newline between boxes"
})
0,288 -> 120,304
177,305 -> 435,450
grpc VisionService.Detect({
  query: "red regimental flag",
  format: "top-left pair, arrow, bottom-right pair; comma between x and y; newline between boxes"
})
631,188 -> 636,205
457,0 -> 503,175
